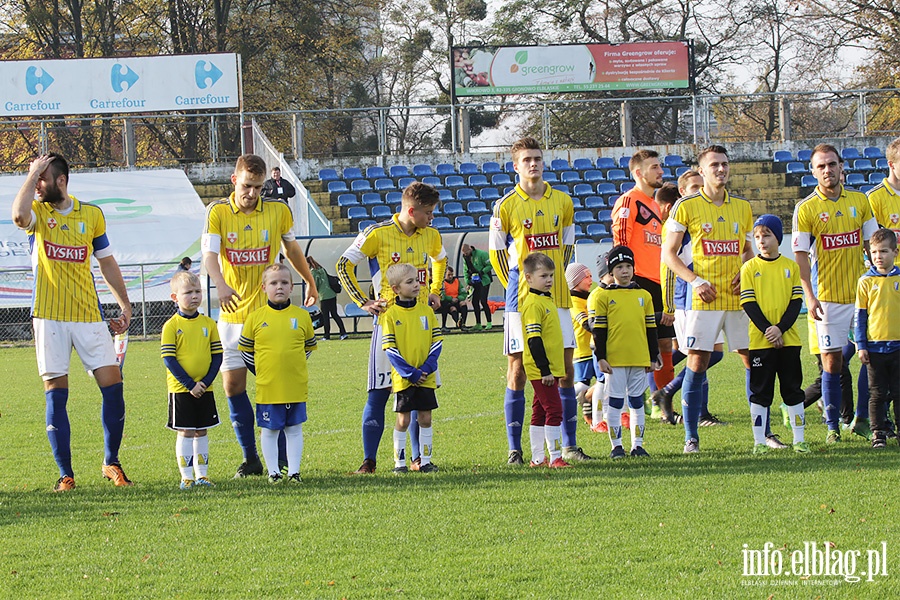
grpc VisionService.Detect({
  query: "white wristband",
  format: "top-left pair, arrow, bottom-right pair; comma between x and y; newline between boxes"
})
690,277 -> 709,289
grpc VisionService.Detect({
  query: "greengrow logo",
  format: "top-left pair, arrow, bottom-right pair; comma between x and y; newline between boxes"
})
509,51 -> 576,76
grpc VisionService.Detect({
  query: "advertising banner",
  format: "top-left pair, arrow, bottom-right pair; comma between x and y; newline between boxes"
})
0,53 -> 239,117
453,42 -> 690,97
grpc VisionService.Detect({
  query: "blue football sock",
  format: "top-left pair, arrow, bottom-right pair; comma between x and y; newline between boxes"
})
701,376 -> 709,416
100,382 -> 125,465
362,388 -> 390,461
647,372 -> 658,392
682,368 -> 704,442
226,392 -> 258,461
673,349 -> 687,366
409,411 -> 420,458
46,388 -> 73,478
822,371 -> 841,430
857,364 -> 869,419
559,386 -> 578,447
665,367 -> 686,396
277,431 -> 287,466
504,388 -> 526,452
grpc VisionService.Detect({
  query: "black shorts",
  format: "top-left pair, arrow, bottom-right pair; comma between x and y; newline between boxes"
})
167,391 -> 220,430
394,387 -> 439,413
633,275 -> 676,339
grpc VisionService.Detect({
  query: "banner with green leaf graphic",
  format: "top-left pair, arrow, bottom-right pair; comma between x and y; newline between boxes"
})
452,42 -> 691,97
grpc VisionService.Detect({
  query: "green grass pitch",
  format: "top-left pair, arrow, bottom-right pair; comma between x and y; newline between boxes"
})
0,329 -> 898,599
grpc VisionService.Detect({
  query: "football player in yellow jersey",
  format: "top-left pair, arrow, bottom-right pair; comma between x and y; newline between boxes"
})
855,228 -> 900,448
337,182 -> 447,474
12,153 -> 133,491
662,146 -> 754,454
489,137 -> 591,466
866,137 -> 900,266
792,144 -> 878,443
202,154 -> 318,478
565,262 -> 595,425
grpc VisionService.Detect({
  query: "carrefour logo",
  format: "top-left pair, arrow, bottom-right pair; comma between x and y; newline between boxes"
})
111,64 -> 139,92
195,60 -> 223,89
26,66 -> 54,95
510,51 -> 576,77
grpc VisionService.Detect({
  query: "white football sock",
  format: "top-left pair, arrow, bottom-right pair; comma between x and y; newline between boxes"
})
530,425 -> 545,463
419,426 -> 433,465
750,403 -> 768,445
630,408 -> 645,449
787,403 -> 805,443
393,428 -> 407,468
607,401 -> 623,447
260,428 -> 280,476
176,435 -> 193,480
193,434 -> 209,479
284,423 -> 303,475
545,425 -> 563,461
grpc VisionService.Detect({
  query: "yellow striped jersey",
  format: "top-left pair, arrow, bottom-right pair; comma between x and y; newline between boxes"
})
202,194 -> 296,324
570,291 -> 593,362
160,312 -> 223,393
26,196 -> 111,322
488,183 -> 575,311
791,186 -> 878,304
666,190 -> 752,311
866,181 -> 900,266
238,303 -> 316,405
739,254 -> 803,350
660,224 -> 692,314
521,291 -> 565,380
381,301 -> 442,391
855,266 -> 900,352
337,214 -> 447,306
589,285 -> 656,367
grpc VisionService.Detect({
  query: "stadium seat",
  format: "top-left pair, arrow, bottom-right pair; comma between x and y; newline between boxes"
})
574,210 -> 594,224
456,188 -> 477,202
596,182 -> 618,196
350,179 -> 372,192
385,192 -> 402,205
438,189 -> 453,202
327,181 -> 349,194
467,201 -> 489,215
504,161 -> 515,173
436,163 -> 456,176
846,173 -> 866,187
432,204 -> 441,215
543,171 -> 559,183
620,181 -> 635,193
366,166 -> 386,179
374,178 -> 395,191
412,164 -> 434,177
432,216 -> 452,229
574,224 -> 585,238
675,166 -> 690,178
841,148 -> 861,161
478,214 -> 492,227
773,150 -> 793,163
573,183 -> 593,197
797,149 -> 812,161
597,157 -> 617,170
573,158 -> 594,171
786,162 -> 809,174
575,238 -> 593,245
480,188 -> 500,201
422,176 -> 442,187
503,186 -> 515,195
605,195 -> 619,207
597,209 -> 613,223
585,196 -> 605,210
482,161 -> 502,174
492,173 -> 513,186
583,169 -> 604,182
445,175 -> 465,188
468,174 -> 489,187
389,165 -> 410,178
361,193 -> 382,205
606,169 -> 628,181
319,168 -> 340,181
586,223 -> 607,238
800,175 -> 817,187
397,177 -> 415,189
357,220 -> 376,232
664,155 -> 685,168
864,147 -> 885,159
618,156 -> 630,168
661,167 -> 674,180
854,159 -> 875,171
876,158 -> 889,170
552,185 -> 570,195
560,171 -> 581,183
455,215 -> 476,229
443,202 -> 464,216
870,172 -> 886,185
550,158 -> 570,171
347,206 -> 368,220
459,162 -> 478,175
571,197 -> 583,209
371,205 -> 392,220
343,167 -> 363,180
337,194 -> 358,208
859,185 -> 875,194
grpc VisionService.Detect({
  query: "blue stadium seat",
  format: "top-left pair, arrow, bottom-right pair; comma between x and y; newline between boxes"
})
389,165 -> 410,178
550,158 -> 570,171
876,158 -> 889,170
361,193 -> 382,205
675,167 -> 690,178
505,161 -> 515,173
459,162 -> 478,175
432,216 -> 452,229
328,181 -> 349,194
597,209 -> 613,223
585,196 -> 605,210
800,175 -> 817,187
841,148 -> 861,161
597,157 -> 617,170
661,167 -> 674,180
573,183 -> 593,197
366,166 -> 386,179
797,149 -> 812,161
480,188 -> 500,201
574,225 -> 586,239
385,192 -> 402,205
445,175 -> 465,188
596,183 -> 618,196
560,171 -> 581,183
467,201 -> 489,215
859,185 -> 875,194
350,179 -> 372,192
574,210 -> 593,224
443,202 -> 464,216
422,176 -> 442,187
864,147 -> 885,159
337,194 -> 358,208
620,181 -> 635,193
543,171 -> 559,183
358,219 -> 376,231
478,214 -> 492,227
571,197 -> 583,209
503,186 -> 515,195
773,150 -> 793,163
586,223 -> 607,238
583,169 -> 604,182
664,155 -> 685,168
605,195 -> 619,207
436,163 -> 456,176
786,162 -> 808,174
343,167 -> 363,180
397,177 -> 415,189
854,159 -> 874,171
456,188 -> 477,202
319,168 -> 340,181
846,173 -> 866,187
374,178 -> 395,191
438,189 -> 453,202
371,205 -> 392,220
575,238 -> 594,245
606,169 -> 628,181
413,164 -> 434,177
468,174 -> 489,187
347,206 -> 368,220
492,173 -> 513,186
618,156 -> 630,168
482,161 -> 502,174
432,204 -> 441,215
552,185 -> 570,195
572,158 -> 593,171
455,215 -> 477,229
870,172 -> 886,185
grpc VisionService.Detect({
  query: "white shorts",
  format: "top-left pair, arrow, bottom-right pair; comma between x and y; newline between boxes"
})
34,319 -> 117,380
503,309 -> 576,356
368,316 -> 441,391
681,310 -> 749,353
814,302 -> 854,352
607,366 -> 649,399
674,309 -> 725,349
217,321 -> 247,372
